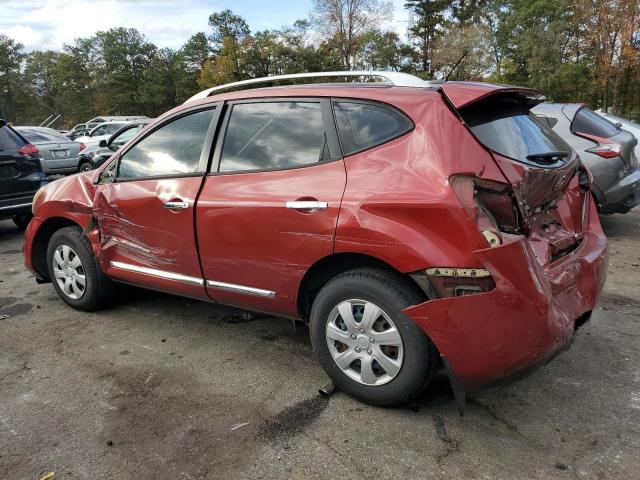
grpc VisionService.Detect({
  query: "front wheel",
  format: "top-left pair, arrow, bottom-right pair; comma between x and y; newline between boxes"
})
310,268 -> 438,407
46,226 -> 112,311
78,161 -> 93,173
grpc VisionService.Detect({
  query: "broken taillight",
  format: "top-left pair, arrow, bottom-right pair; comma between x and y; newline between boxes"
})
450,175 -> 522,245
425,267 -> 496,298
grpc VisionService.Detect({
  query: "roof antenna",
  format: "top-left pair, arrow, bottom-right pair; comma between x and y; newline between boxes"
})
445,49 -> 470,82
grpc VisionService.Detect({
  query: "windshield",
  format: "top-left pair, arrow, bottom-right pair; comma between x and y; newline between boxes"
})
461,96 -> 572,166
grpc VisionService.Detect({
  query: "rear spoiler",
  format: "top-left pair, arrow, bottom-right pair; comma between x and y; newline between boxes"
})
439,82 -> 545,110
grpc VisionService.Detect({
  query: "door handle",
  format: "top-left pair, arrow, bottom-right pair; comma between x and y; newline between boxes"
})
285,200 -> 328,210
163,200 -> 189,210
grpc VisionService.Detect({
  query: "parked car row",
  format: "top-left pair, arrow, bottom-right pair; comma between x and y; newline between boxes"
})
67,115 -> 149,139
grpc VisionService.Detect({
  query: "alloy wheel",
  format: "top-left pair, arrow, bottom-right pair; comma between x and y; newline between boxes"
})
326,299 -> 403,386
52,244 -> 86,300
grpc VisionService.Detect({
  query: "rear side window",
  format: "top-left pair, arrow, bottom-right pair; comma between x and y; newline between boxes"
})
118,109 -> 215,179
0,125 -> 26,151
461,97 -> 571,165
333,101 -> 413,156
571,107 -> 620,138
219,101 -> 326,172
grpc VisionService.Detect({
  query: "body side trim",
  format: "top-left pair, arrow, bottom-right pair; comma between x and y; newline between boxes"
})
110,261 -> 204,286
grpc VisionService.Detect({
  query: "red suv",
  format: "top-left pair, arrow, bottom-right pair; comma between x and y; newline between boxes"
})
23,72 -> 608,407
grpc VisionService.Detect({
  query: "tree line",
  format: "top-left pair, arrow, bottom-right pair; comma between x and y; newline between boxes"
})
1,0 -> 639,128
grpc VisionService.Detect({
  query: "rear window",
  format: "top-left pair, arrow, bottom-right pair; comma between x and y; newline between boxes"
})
17,129 -> 65,143
0,125 -> 27,151
333,101 -> 413,156
461,97 -> 571,165
571,107 -> 620,138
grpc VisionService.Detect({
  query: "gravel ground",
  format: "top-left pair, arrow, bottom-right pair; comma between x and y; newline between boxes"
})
1,210 -> 639,480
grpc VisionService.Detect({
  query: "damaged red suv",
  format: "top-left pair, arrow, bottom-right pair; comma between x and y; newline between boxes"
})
23,72 -> 608,407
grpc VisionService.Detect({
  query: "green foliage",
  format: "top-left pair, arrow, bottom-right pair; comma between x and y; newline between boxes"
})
2,2 -> 638,126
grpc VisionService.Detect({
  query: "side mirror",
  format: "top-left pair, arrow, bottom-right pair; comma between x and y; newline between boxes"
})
99,140 -> 107,148
614,122 -> 622,129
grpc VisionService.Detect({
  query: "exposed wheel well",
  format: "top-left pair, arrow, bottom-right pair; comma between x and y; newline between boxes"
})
297,252 -> 428,321
32,217 -> 81,281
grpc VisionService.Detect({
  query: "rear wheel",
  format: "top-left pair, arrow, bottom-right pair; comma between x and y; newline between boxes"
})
13,213 -> 32,230
46,226 -> 112,311
310,268 -> 437,407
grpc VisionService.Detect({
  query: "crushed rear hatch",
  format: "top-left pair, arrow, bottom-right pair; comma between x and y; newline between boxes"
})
440,82 -> 590,264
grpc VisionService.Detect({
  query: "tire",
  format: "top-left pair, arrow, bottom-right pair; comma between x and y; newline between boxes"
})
309,268 -> 438,407
13,213 -> 33,230
46,226 -> 112,311
78,161 -> 93,173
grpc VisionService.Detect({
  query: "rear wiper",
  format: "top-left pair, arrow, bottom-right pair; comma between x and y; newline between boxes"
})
526,151 -> 569,162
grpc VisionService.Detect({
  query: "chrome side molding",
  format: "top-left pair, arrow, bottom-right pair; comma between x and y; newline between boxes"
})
110,261 -> 204,286
206,280 -> 276,298
109,261 -> 276,298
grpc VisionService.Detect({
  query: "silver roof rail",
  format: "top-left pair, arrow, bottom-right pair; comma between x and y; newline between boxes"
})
184,71 -> 431,103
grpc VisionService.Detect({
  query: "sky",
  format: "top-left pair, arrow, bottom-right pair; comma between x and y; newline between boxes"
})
0,0 -> 410,52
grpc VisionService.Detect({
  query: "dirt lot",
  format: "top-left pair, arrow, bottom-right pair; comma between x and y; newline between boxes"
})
1,211 -> 639,480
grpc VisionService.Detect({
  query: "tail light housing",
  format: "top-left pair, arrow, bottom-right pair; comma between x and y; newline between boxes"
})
576,131 -> 622,158
450,175 -> 522,244
425,267 -> 496,297
18,144 -> 39,156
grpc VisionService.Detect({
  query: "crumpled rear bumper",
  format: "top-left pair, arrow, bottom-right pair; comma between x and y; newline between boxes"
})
403,205 -> 608,389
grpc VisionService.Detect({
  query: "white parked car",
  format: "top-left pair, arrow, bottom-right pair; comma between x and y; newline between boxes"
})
595,110 -> 640,163
74,121 -> 132,148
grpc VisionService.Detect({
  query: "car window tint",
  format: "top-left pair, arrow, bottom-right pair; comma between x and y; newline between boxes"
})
92,126 -> 107,136
17,130 -> 50,143
572,107 -> 619,138
333,101 -> 413,156
462,97 -> 571,165
0,126 -> 26,150
112,126 -> 139,146
118,109 -> 214,179
219,102 -> 325,172
106,123 -> 123,134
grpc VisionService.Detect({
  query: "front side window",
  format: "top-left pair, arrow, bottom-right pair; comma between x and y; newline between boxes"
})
333,101 -> 413,156
111,126 -> 140,147
91,125 -> 107,136
118,109 -> 214,179
219,101 -> 326,172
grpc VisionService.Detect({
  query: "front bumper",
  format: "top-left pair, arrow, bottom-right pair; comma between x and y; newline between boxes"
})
600,167 -> 640,214
403,203 -> 608,389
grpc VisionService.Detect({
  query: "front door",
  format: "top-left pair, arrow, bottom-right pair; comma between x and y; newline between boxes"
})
93,105 -> 220,300
196,99 -> 346,316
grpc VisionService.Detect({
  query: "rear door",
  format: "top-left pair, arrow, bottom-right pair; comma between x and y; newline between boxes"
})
196,98 -> 346,316
93,105 -> 221,300
0,123 -> 43,208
